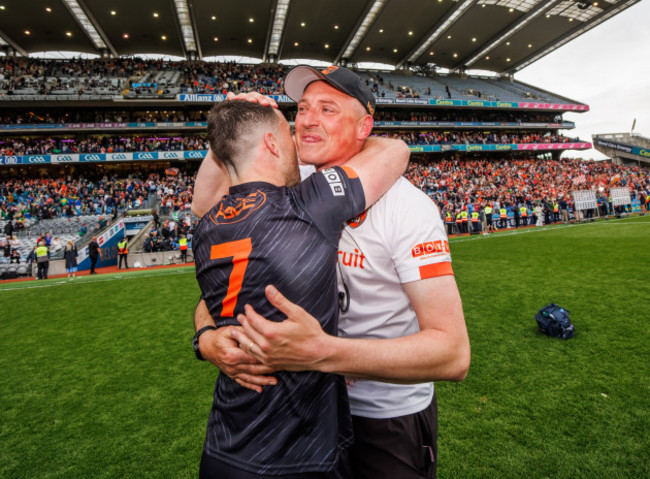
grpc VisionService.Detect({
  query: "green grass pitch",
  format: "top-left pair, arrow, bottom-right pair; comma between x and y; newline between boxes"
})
1,216 -> 649,478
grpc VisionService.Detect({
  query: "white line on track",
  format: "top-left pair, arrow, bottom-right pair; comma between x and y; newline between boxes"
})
0,268 -> 194,293
449,216 -> 650,244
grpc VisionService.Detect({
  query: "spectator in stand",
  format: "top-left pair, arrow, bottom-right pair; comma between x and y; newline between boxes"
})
143,234 -> 153,253
2,235 -> 10,258
534,203 -> 544,227
26,245 -> 37,276
51,236 -> 62,251
560,198 -> 569,224
64,240 -> 78,279
88,236 -> 101,274
3,219 -> 13,237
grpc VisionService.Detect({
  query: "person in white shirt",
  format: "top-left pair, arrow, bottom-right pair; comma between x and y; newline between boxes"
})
192,65 -> 470,479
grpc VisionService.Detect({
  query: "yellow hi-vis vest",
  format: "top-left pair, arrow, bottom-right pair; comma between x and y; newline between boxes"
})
485,206 -> 493,215
36,245 -> 48,258
445,212 -> 453,223
471,212 -> 479,222
118,241 -> 128,254
461,211 -> 468,222
179,238 -> 188,251
553,204 -> 559,213
500,208 -> 507,219
520,206 -> 527,217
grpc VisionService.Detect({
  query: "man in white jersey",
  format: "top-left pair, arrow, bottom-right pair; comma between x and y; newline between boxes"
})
193,66 -> 470,479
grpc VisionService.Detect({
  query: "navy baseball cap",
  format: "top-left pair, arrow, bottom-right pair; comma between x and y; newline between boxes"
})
284,65 -> 376,116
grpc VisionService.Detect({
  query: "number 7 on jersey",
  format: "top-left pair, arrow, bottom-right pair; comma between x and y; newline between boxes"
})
210,238 -> 252,317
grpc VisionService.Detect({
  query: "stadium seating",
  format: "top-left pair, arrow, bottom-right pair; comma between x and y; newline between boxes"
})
0,58 -> 586,106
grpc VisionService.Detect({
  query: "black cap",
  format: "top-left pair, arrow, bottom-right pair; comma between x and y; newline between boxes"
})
284,65 -> 376,116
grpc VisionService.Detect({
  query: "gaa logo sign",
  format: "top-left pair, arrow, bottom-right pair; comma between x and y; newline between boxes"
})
162,152 -> 180,159
28,156 -> 47,163
55,155 -> 74,162
138,153 -> 155,160
111,154 -> 127,160
188,151 -> 203,158
84,154 -> 102,162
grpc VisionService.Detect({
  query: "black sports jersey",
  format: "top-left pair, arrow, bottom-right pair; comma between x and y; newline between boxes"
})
194,166 -> 365,475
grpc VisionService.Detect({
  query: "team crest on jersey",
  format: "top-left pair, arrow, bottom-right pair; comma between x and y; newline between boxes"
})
210,190 -> 267,225
347,209 -> 368,228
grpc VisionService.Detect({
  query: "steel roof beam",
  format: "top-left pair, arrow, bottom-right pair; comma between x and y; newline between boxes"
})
62,0 -> 117,56
172,0 -> 199,59
509,0 -> 641,73
0,30 -> 28,56
335,0 -> 388,65
265,0 -> 291,62
458,0 -> 562,70
396,0 -> 477,70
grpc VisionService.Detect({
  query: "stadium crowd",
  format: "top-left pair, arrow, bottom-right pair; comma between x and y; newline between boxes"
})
0,109 -> 562,126
0,110 -> 205,125
1,173 -> 171,221
0,131 -> 580,157
407,157 -> 649,232
1,156 -> 648,267
388,131 -> 578,145
0,136 -> 208,155
0,58 -> 287,97
0,58 -> 565,104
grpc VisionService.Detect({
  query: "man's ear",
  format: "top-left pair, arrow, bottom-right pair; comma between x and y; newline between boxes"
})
263,132 -> 280,157
357,115 -> 374,140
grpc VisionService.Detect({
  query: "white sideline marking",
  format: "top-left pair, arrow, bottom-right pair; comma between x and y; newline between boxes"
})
0,268 -> 194,293
449,216 -> 650,244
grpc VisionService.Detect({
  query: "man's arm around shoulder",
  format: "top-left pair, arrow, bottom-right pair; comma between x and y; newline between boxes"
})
344,137 -> 410,207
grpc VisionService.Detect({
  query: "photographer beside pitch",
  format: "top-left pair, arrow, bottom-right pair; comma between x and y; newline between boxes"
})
193,93 -> 409,477
193,66 -> 470,479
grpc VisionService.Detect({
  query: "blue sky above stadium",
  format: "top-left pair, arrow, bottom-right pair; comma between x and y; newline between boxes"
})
517,0 -> 650,160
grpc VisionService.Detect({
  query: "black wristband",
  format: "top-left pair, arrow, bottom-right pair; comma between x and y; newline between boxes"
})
192,325 -> 218,361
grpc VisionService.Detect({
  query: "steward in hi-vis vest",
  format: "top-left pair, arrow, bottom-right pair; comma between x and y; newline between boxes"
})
179,235 -> 189,263
36,241 -> 49,280
499,207 -> 507,229
470,211 -> 480,234
117,238 -> 129,270
484,205 -> 493,232
444,211 -> 454,236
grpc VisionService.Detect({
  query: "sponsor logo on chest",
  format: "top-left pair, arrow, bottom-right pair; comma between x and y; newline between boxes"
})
338,248 -> 366,269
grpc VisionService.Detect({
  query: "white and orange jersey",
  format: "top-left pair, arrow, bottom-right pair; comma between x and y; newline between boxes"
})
337,177 -> 453,419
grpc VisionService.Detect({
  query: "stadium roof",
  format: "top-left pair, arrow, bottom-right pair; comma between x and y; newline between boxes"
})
0,0 -> 640,73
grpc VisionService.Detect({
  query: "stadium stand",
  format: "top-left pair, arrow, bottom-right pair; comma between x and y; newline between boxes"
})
0,59 -> 586,106
0,59 -> 645,267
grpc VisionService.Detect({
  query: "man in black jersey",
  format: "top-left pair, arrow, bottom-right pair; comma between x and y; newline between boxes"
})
193,66 -> 469,479
193,99 -> 409,478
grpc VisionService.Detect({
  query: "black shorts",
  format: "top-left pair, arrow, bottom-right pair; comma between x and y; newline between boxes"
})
345,393 -> 438,479
199,449 -> 350,479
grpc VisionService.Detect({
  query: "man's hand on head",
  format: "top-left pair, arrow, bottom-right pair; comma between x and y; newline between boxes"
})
200,325 -> 278,394
226,92 -> 278,109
